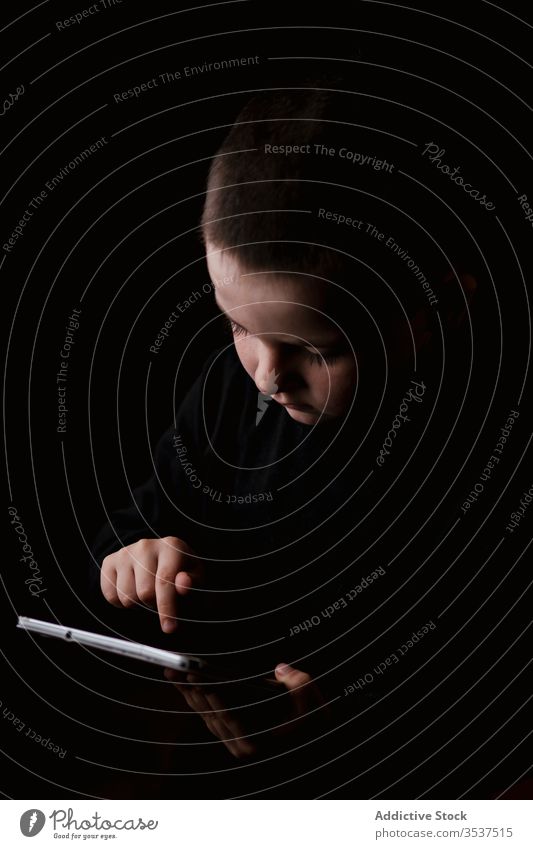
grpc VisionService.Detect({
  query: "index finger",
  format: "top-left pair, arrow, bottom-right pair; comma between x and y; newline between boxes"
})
155,547 -> 184,632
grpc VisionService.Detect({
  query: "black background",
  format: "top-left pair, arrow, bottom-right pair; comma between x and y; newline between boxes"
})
2,0 -> 533,799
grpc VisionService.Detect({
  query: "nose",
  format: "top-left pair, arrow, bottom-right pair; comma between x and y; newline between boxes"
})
256,370 -> 280,395
254,343 -> 295,395
254,343 -> 307,397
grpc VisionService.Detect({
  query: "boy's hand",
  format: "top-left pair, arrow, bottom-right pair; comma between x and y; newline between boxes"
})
166,662 -> 331,759
100,536 -> 205,633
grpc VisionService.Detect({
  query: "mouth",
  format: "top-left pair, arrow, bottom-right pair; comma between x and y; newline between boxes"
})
274,399 -> 314,412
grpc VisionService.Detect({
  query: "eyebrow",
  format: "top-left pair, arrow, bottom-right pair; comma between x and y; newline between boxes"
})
220,311 -> 342,350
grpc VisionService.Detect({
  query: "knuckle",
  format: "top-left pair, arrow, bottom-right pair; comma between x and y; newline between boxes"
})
131,538 -> 152,554
162,535 -> 184,547
124,538 -> 154,560
101,586 -> 119,605
100,574 -> 117,600
100,579 -> 112,598
100,566 -> 112,587
136,584 -> 155,604
116,592 -> 137,608
101,554 -> 114,572
155,566 -> 177,583
110,549 -> 131,569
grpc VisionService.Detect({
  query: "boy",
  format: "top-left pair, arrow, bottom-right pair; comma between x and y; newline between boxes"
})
91,80 -> 476,775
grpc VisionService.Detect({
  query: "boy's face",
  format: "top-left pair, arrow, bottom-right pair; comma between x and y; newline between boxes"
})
207,247 -> 358,425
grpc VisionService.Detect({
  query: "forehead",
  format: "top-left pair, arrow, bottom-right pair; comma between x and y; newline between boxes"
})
206,247 -> 335,321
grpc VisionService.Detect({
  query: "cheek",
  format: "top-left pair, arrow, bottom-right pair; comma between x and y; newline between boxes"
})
330,362 -> 358,408
309,369 -> 332,398
233,338 -> 255,374
309,360 -> 357,404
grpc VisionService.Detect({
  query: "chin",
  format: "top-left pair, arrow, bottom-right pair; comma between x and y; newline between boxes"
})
283,406 -> 325,425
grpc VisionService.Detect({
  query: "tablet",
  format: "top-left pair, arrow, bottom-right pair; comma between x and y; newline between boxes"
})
16,616 -> 284,694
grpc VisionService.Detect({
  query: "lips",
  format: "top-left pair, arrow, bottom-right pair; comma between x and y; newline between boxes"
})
277,400 -> 313,411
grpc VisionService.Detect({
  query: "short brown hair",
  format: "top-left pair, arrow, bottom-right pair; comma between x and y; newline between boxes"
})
200,75 -> 472,323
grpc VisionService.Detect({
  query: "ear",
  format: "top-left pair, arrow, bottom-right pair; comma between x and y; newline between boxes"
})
438,271 -> 478,330
411,271 -> 478,353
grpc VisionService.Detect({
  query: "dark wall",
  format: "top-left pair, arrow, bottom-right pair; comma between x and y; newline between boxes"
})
3,0 -> 532,799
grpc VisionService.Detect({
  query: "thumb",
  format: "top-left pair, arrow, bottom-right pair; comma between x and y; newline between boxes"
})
274,663 -> 327,730
275,663 -> 300,684
175,570 -> 193,595
175,554 -> 205,596
275,663 -> 323,716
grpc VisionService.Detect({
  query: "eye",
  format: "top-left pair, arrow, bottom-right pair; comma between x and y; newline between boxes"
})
305,350 -> 342,366
224,315 -> 344,365
224,316 -> 248,338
